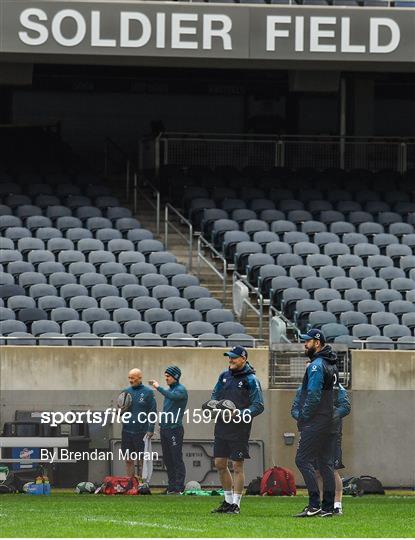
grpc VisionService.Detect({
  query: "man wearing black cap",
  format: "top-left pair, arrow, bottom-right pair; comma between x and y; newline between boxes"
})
210,346 -> 264,515
293,329 -> 339,518
149,366 -> 188,494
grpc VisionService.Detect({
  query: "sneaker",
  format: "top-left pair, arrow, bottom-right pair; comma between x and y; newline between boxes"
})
225,503 -> 240,514
165,490 -> 180,495
211,500 -> 232,513
333,508 -> 343,516
320,510 -> 333,518
294,506 -> 321,518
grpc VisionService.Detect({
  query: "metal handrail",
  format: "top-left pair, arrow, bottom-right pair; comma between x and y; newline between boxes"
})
164,203 -> 193,270
269,305 -> 299,346
197,235 -> 227,303
0,335 -> 264,348
133,172 -> 161,235
233,271 -> 264,340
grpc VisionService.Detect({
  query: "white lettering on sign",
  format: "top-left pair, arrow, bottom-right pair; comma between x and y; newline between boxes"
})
341,17 -> 365,53
203,14 -> 232,50
91,10 -> 116,47
295,16 -> 304,52
156,13 -> 166,49
51,9 -> 86,47
19,8 -> 48,45
171,13 -> 198,49
310,17 -> 336,53
120,12 -> 151,48
369,18 -> 400,53
266,16 -> 291,52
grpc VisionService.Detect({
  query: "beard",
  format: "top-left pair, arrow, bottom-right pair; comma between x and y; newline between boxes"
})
305,346 -> 316,359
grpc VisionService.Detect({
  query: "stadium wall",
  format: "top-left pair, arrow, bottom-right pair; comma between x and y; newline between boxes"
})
0,348 -> 413,487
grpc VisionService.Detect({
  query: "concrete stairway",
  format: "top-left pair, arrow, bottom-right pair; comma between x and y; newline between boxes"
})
112,179 -> 269,346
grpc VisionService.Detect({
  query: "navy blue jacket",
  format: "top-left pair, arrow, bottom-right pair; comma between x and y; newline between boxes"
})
157,382 -> 188,429
293,345 -> 339,430
122,384 -> 157,434
211,362 -> 264,441
292,382 -> 351,431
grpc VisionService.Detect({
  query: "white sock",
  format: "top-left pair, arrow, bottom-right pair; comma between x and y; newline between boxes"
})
224,491 -> 233,504
233,493 -> 242,507
334,502 -> 342,509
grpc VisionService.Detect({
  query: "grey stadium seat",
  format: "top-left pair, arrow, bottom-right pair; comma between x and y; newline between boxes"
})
289,265 -> 316,283
320,323 -> 349,342
159,263 -> 187,282
383,324 -> 411,340
60,284 -> 88,303
282,288 -> 310,319
329,222 -> 355,236
223,231 -> 250,261
391,278 -> 415,294
324,243 -> 350,261
396,336 -> 415,350
56,216 -> 82,232
174,308 -> 203,328
17,237 -> 44,256
58,250 -> 85,269
283,231 -> 308,246
294,299 -> 324,331
127,229 -> 154,245
155,320 -> 184,338
293,242 -> 319,260
337,254 -> 364,273
130,262 -> 158,281
378,267 -> 406,284
253,231 -> 279,249
183,286 -> 211,306
400,256 -> 415,276
115,218 -> 141,234
198,333 -> 227,347
113,308 -> 141,327
149,251 -> 177,269
45,205 -> 71,221
320,211 -> 345,225
339,311 -> 368,331
206,309 -> 234,328
91,284 -> 119,301
331,277 -> 358,295
0,284 -> 25,300
36,227 -> 63,242
366,336 -> 394,350
47,237 -> 74,255
111,274 -> 138,289
352,324 -> 381,340
162,297 -> 191,314
165,333 -> 197,347
137,239 -> 164,258
314,232 -> 340,250
82,307 -> 111,324
371,312 -> 399,330
187,321 -> 215,337
358,299 -> 385,317
217,321 -> 246,338
333,335 -> 360,349
132,297 -> 160,315
19,272 -> 47,291
227,333 -> 255,348
144,308 -> 173,330
0,307 -> 15,321
61,320 -> 90,336
29,284 -> 57,302
152,285 -> 181,303
8,261 -> 35,278
51,307 -> 79,324
7,295 -> 36,314
1,319 -> 27,335
276,254 -> 303,271
95,228 -> 122,244
375,288 -> 402,306
27,250 -> 55,268
389,300 -> 415,321
118,251 -> 146,269
124,320 -> 152,336
402,312 -> 415,332
171,274 -> 200,292
92,320 -> 122,337
0,250 -> 23,266
141,274 -> 169,293
79,273 -> 107,291
259,210 -> 285,225
31,320 -> 60,336
25,216 -> 53,232
37,296 -> 66,314
0,217 -> 22,233
103,333 -> 132,347
362,277 -> 389,296
99,262 -> 127,279
0,238 -> 14,251
107,206 -> 132,221
4,332 -> 36,346
132,333 -> 163,347
349,266 -> 376,284
234,242 -> 263,274
76,206 -> 102,222
48,272 -> 76,289
344,288 -> 371,308
100,296 -> 128,314
77,238 -> 105,255
389,222 -> 414,238
326,299 -> 354,318
270,276 -> 299,309
231,210 -> 256,226
121,284 -> 149,304
373,233 -> 399,253
308,311 -> 337,329
358,222 -> 384,237
367,255 -> 394,273
69,332 -> 100,346
270,220 -> 296,236
0,274 -> 14,286
38,333 -> 68,346
69,296 -> 98,314
108,239 -> 134,255
68,262 -> 96,279
194,297 -> 223,318
265,241 -> 291,259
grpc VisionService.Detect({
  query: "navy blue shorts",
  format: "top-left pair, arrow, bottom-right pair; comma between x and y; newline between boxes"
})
121,431 -> 146,455
333,431 -> 344,470
213,437 -> 250,461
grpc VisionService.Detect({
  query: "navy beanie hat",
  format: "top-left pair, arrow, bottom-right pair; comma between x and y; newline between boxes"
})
165,365 -> 181,381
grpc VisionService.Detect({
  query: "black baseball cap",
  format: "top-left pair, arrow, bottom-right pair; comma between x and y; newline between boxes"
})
224,346 -> 248,359
299,329 -> 326,344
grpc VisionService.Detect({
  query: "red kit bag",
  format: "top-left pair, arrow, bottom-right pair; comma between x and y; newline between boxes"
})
260,466 -> 297,496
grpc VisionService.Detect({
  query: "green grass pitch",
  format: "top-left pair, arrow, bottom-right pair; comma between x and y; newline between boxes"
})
1,493 -> 413,537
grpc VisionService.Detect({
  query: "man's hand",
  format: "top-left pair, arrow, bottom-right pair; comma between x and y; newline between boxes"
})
146,432 -> 154,439
149,380 -> 159,389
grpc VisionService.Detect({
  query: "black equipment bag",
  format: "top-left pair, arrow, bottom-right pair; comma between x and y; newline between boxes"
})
246,476 -> 261,495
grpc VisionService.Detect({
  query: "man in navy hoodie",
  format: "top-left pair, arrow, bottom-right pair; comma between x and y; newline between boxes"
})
293,329 -> 339,518
210,346 -> 264,515
149,366 -> 188,494
121,368 -> 157,479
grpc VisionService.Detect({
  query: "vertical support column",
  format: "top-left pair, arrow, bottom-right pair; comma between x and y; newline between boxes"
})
340,78 -> 346,170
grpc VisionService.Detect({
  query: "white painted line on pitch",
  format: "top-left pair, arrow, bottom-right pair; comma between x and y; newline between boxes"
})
85,517 -> 205,533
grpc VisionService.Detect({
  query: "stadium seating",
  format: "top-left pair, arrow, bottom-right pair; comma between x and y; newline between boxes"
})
0,170 -> 257,347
